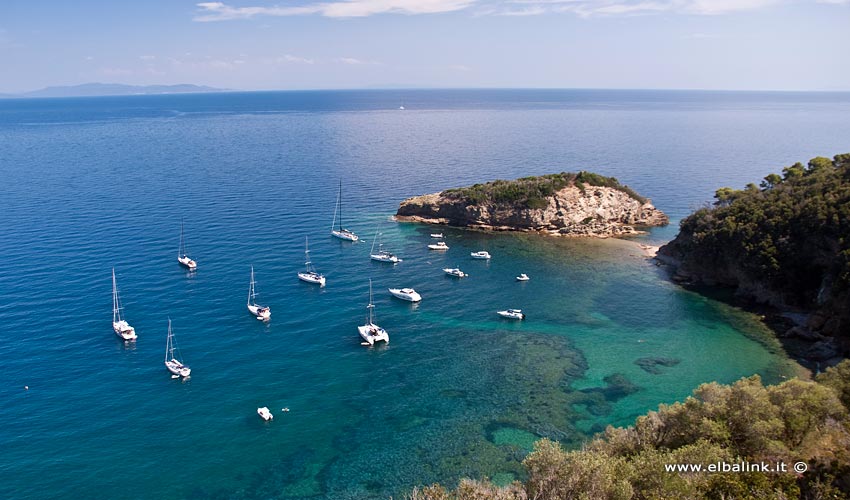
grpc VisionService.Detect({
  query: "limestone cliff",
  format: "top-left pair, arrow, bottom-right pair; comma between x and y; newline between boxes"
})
396,173 -> 667,237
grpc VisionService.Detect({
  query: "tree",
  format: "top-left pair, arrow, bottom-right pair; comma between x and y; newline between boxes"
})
782,162 -> 805,180
760,173 -> 782,190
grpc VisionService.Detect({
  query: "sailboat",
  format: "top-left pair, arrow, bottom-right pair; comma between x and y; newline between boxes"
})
111,268 -> 137,341
297,237 -> 326,286
331,180 -> 358,241
177,220 -> 197,270
370,228 -> 401,263
164,319 -> 191,377
247,266 -> 271,321
357,279 -> 389,346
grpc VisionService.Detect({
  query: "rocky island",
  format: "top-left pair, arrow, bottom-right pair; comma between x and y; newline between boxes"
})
396,172 -> 668,237
659,153 -> 850,366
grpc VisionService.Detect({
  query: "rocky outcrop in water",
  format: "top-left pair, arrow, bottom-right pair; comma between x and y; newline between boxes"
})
396,173 -> 668,238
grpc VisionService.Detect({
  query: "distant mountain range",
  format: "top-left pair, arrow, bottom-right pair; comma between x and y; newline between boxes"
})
1,83 -> 229,98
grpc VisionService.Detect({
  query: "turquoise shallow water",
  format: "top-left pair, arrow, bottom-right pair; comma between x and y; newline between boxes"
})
1,89 -> 849,499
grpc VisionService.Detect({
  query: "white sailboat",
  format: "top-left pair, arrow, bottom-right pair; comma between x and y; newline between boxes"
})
111,268 -> 137,341
247,266 -> 271,321
164,319 -> 191,377
331,180 -> 358,241
370,229 -> 401,263
297,237 -> 326,286
358,279 -> 389,346
177,220 -> 197,270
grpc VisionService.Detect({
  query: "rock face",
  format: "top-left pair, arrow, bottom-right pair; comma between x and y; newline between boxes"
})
396,185 -> 668,237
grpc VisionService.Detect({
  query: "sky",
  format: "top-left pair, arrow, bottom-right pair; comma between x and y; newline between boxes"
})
0,0 -> 848,93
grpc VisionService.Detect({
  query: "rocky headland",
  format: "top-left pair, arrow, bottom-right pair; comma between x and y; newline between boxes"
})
658,154 -> 850,367
396,172 -> 668,237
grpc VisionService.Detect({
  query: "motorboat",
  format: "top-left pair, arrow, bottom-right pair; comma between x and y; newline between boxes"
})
247,266 -> 271,320
111,268 -> 137,341
297,237 -> 326,286
497,309 -> 526,320
164,319 -> 191,378
430,233 -> 443,238
257,407 -> 273,421
358,280 -> 389,345
428,241 -> 449,250
443,268 -> 467,278
388,287 -> 422,302
516,273 -> 530,281
470,251 -> 491,260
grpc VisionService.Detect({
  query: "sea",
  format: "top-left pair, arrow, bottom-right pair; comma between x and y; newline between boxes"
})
1,89 -> 849,499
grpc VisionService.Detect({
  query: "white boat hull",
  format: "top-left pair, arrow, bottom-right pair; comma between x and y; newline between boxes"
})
497,310 -> 526,320
428,243 -> 449,250
388,288 -> 422,302
178,255 -> 197,270
358,323 -> 389,345
113,321 -> 137,341
443,268 -> 467,278
516,274 -> 530,281
257,407 -> 273,421
165,359 -> 191,377
247,304 -> 271,320
298,272 -> 326,286
471,252 -> 491,260
332,229 -> 358,241
370,253 -> 400,263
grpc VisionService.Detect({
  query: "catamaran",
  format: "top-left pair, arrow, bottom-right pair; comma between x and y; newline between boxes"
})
164,319 -> 191,377
358,279 -> 389,346
297,237 -> 326,286
111,268 -> 137,341
331,180 -> 358,241
247,266 -> 271,321
177,220 -> 197,270
370,229 -> 401,263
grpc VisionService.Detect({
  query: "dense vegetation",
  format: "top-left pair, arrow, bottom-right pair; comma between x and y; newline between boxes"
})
673,154 -> 850,308
406,361 -> 850,499
442,172 -> 647,209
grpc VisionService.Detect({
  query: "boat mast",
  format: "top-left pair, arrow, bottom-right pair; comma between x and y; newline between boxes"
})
165,318 -> 172,362
304,237 -> 312,272
179,220 -> 184,258
248,266 -> 255,306
367,279 -> 375,325
331,181 -> 340,231
112,268 -> 119,323
338,179 -> 343,231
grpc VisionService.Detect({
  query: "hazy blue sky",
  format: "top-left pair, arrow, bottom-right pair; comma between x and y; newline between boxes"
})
1,0 -> 848,93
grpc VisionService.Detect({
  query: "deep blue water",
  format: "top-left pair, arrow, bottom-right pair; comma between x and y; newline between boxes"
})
1,89 -> 849,499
